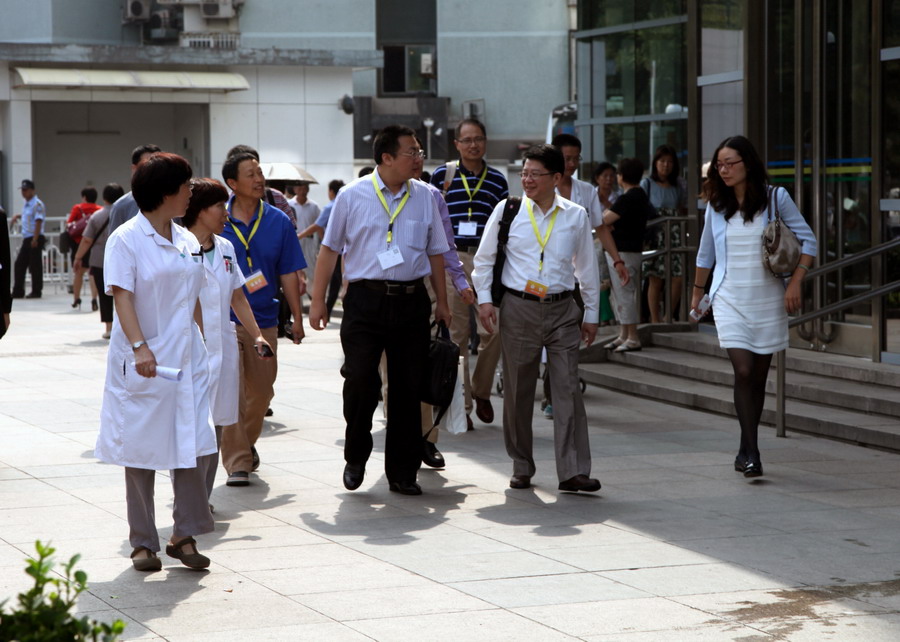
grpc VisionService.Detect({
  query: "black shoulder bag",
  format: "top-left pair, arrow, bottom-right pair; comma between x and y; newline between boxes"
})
490,196 -> 521,305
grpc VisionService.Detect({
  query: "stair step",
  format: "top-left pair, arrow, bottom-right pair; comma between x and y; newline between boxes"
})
579,361 -> 900,451
652,331 -> 900,387
604,345 -> 900,417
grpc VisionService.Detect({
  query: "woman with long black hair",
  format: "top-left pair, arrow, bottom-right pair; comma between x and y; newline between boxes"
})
691,136 -> 816,478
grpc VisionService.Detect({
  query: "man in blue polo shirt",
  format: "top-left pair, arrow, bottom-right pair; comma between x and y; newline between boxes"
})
219,152 -> 306,487
430,118 -> 508,430
10,179 -> 46,299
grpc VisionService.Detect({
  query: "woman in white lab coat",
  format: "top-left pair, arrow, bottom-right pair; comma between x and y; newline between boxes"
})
183,178 -> 272,498
95,152 -> 217,572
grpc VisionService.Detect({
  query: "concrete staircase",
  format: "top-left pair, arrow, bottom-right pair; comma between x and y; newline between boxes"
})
579,326 -> 900,451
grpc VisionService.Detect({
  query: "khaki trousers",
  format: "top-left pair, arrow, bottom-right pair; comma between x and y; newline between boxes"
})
499,294 -> 592,482
125,456 -> 215,552
221,325 -> 279,474
448,251 -> 501,414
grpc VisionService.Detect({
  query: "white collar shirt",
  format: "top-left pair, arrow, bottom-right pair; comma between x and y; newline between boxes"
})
322,168 -> 449,282
557,177 -> 603,228
472,194 -> 600,323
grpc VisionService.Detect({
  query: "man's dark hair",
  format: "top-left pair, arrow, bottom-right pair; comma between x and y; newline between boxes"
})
81,187 -> 98,203
617,158 -> 644,185
183,178 -> 229,228
522,144 -> 565,176
131,144 -> 162,166
222,152 -> 259,185
357,166 -> 375,177
132,152 -> 192,212
649,144 -> 681,183
373,125 -> 417,165
102,183 -> 125,204
551,133 -> 582,151
226,144 -> 259,161
328,179 -> 345,195
454,118 -> 487,140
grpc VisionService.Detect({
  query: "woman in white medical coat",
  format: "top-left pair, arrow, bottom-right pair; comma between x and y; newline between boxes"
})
95,153 -> 217,572
183,178 -> 272,498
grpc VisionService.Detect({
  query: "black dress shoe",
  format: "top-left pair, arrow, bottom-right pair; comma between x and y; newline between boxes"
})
474,396 -> 494,423
422,441 -> 445,468
389,480 -> 422,495
466,414 -> 474,431
743,461 -> 764,478
509,475 -> 531,489
558,474 -> 602,492
25,293 -> 41,299
343,463 -> 365,490
734,455 -> 748,473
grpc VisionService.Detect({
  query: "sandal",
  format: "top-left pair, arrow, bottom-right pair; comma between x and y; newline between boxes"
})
130,546 -> 162,572
613,339 -> 642,353
165,536 -> 210,570
604,337 -> 625,350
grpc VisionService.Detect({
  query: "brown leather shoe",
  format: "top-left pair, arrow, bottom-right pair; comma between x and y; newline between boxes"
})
130,547 -> 162,572
474,396 -> 494,423
558,475 -> 601,492
509,475 -> 531,489
166,537 -> 210,570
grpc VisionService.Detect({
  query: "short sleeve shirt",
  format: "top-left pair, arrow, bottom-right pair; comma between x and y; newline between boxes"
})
609,187 -> 654,252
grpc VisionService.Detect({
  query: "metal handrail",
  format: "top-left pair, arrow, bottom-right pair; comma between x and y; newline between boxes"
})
774,241 -> 900,437
640,215 -> 694,323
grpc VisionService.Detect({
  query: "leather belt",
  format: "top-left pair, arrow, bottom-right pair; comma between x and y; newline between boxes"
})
507,289 -> 573,303
357,278 -> 424,296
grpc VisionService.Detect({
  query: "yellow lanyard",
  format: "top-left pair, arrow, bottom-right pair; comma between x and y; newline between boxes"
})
371,172 -> 410,245
227,200 -> 264,268
458,161 -> 487,219
525,197 -> 560,273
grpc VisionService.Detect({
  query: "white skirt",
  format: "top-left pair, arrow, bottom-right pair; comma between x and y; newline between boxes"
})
713,214 -> 788,354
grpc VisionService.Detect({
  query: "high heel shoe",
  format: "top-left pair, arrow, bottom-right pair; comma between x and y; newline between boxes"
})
91,298 -> 98,312
734,454 -> 748,473
71,298 -> 81,309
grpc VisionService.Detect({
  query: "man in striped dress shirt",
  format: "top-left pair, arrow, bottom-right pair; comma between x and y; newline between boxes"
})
309,125 -> 450,496
430,119 -> 509,430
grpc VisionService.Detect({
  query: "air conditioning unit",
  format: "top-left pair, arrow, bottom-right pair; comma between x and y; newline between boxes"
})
201,0 -> 236,19
123,0 -> 151,22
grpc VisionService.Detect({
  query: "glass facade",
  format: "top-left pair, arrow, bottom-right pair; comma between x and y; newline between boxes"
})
576,0 -> 896,359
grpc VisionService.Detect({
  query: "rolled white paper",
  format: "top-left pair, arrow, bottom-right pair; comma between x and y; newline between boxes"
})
130,363 -> 184,382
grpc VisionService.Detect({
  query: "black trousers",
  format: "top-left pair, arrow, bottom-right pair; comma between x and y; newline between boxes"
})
90,266 -> 114,323
12,236 -> 45,297
339,280 -> 430,483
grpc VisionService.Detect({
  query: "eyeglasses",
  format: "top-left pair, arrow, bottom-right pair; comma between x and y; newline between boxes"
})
396,149 -> 426,159
456,136 -> 486,146
715,159 -> 743,172
519,171 -> 554,179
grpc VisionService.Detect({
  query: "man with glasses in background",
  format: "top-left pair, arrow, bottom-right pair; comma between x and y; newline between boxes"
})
309,125 -> 450,496
473,144 -> 626,493
430,118 -> 508,431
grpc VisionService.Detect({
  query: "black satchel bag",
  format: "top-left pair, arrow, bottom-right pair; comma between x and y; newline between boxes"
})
421,321 -> 460,424
491,196 -> 521,304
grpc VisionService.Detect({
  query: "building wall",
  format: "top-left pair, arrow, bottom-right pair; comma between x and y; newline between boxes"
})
436,0 -> 570,145
0,0 -> 138,45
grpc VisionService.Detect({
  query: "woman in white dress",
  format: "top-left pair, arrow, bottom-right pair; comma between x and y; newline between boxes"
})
95,153 -> 217,571
691,136 -> 816,478
183,178 -> 273,498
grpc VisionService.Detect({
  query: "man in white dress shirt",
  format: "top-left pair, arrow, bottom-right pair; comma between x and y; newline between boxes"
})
309,125 -> 450,496
473,144 -> 627,493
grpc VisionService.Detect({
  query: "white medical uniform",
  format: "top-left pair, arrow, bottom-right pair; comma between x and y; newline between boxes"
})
95,214 -> 217,470
198,235 -> 245,426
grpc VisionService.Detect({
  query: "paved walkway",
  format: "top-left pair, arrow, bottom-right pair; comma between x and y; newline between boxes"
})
2,294 -> 900,640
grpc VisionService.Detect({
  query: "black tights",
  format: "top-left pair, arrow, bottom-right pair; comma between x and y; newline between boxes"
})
726,348 -> 773,462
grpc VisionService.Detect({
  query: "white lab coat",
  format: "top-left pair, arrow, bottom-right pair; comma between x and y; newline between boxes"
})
95,214 -> 217,470
199,235 -> 245,426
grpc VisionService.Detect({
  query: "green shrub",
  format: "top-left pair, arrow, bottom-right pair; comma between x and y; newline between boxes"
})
0,541 -> 126,641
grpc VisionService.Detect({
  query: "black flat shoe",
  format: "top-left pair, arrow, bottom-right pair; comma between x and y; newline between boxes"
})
743,461 -> 764,478
343,462 -> 365,490
422,441 -> 445,468
389,480 -> 422,495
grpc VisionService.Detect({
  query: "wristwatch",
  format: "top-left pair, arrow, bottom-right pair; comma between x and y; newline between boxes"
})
132,340 -> 147,351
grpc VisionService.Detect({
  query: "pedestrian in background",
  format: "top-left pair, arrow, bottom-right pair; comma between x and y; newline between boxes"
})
10,180 -> 45,300
66,186 -> 101,310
